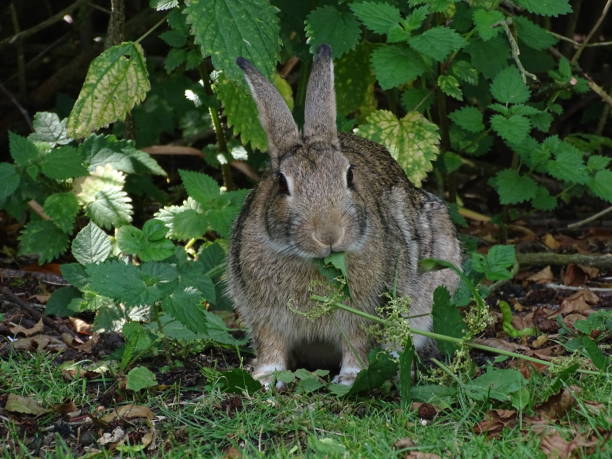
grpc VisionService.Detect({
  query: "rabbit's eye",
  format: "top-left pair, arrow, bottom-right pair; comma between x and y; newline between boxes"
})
346,165 -> 355,189
277,172 -> 290,195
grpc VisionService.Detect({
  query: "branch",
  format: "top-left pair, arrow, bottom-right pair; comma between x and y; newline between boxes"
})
517,252 -> 612,269
567,205 -> 612,229
571,0 -> 612,64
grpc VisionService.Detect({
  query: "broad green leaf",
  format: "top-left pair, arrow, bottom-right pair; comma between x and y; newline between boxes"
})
121,322 -> 154,368
432,286 -> 464,355
531,185 -> 557,210
490,114 -> 531,143
509,104 -> 542,116
43,193 -> 79,234
449,106 -> 484,133
350,1 -> 401,34
87,261 -> 160,306
179,170 -> 219,205
515,0 -> 572,17
116,221 -> 175,262
46,286 -> 82,317
61,263 -> 89,289
0,163 -> 20,201
472,245 -> 516,281
323,252 -> 348,278
184,0 -> 280,82
491,66 -> 530,104
409,26 -> 466,62
41,146 -> 88,180
473,9 -> 504,41
162,287 -> 209,334
155,198 -> 206,240
346,350 -> 397,395
464,368 -> 526,403
218,369 -> 262,394
546,150 -> 589,184
466,36 -> 509,78
74,164 -> 124,204
67,42 -> 150,138
9,132 -> 40,167
335,43 -> 376,116
451,60 -> 478,85
587,155 -> 611,171
86,188 -> 133,229
72,221 -> 112,264
371,44 -> 427,90
589,170 -> 612,203
126,366 -> 158,391
28,112 -> 70,145
356,110 -> 440,187
401,87 -> 433,113
491,169 -> 537,204
19,220 -> 69,263
305,5 -> 361,58
197,242 -> 226,274
437,74 -> 463,101
164,48 -> 187,73
514,16 -> 557,50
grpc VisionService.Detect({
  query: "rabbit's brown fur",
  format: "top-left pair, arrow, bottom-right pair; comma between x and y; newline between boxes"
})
228,45 -> 461,386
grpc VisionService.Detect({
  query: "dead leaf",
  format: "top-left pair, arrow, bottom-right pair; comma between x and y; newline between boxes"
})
527,266 -> 554,284
536,386 -> 581,420
529,345 -> 564,361
540,431 -> 596,458
543,234 -> 560,250
223,446 -> 242,459
52,400 -> 78,415
142,427 -> 156,449
5,394 -> 48,416
563,313 -> 588,328
9,318 -> 43,336
473,338 -> 530,353
101,404 -> 154,423
533,308 -> 559,333
394,438 -> 416,449
560,290 -> 599,315
405,453 -> 440,459
98,427 -> 126,446
69,317 -> 92,335
577,265 -> 598,278
474,409 -> 517,438
12,334 -> 67,352
32,294 -> 50,303
73,334 -> 99,353
563,264 -> 586,286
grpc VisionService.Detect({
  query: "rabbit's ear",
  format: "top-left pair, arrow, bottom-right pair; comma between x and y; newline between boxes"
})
303,44 -> 338,147
237,58 -> 300,163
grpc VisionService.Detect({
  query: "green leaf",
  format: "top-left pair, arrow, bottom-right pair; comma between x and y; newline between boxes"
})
185,0 -> 280,82
350,1 -> 401,34
473,9 -> 504,41
41,146 -> 88,180
449,107 -> 484,133
437,74 -> 463,101
28,112 -> 70,145
0,163 -> 20,202
121,322 -> 154,368
398,344 -> 414,406
491,66 -> 530,104
577,337 -> 608,371
356,110 -> 440,187
9,132 -> 40,167
164,48 -> 187,73
546,150 -> 589,184
126,366 -> 158,391
46,286 -> 82,317
466,36 -> 509,79
464,367 -> 526,402
179,170 -> 219,205
86,188 -> 133,229
370,44 -> 427,90
409,26 -> 466,62
162,287 -> 209,334
160,29 -> 187,48
587,155 -> 611,171
492,169 -> 538,204
43,193 -> 79,234
218,369 -> 262,394
490,114 -> 531,143
472,245 -> 516,281
60,263 -> 89,289
400,87 -> 433,113
67,42 -> 150,138
432,286 -> 464,356
513,16 -> 557,50
305,5 -> 361,58
323,252 -> 348,278
335,43 -> 376,116
116,221 -> 175,262
72,222 -> 112,265
589,170 -> 612,203
150,0 -> 178,10
19,220 -> 69,263
531,185 -> 557,211
346,350 -> 397,395
515,0 -> 572,17
155,199 -> 206,240
87,261 -> 161,306
451,60 -> 478,85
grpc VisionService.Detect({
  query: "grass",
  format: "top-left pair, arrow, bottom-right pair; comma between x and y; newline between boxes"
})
1,349 -> 609,458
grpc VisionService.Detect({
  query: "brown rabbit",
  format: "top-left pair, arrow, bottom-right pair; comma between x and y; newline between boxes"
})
228,45 -> 461,387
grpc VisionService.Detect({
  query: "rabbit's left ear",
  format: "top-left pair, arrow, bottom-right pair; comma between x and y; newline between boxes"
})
303,44 -> 338,147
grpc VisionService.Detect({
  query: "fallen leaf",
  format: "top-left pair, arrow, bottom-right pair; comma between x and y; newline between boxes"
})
473,338 -> 530,353
533,308 -> 559,333
223,446 -> 242,458
529,345 -> 564,361
73,334 -> 99,353
563,313 -> 589,328
52,400 -> 78,415
9,318 -> 43,336
32,294 -> 50,303
101,404 -> 154,423
474,409 -> 517,438
69,317 -> 92,335
563,264 -> 587,286
13,334 -> 67,352
527,266 -> 554,283
405,453 -> 440,459
536,386 -> 581,420
560,290 -> 599,315
543,234 -> 560,250
577,265 -> 599,278
5,394 -> 48,416
142,428 -> 156,449
394,438 -> 416,449
98,427 -> 126,446
540,431 -> 596,458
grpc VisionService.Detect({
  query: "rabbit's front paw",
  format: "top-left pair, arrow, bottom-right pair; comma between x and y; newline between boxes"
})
332,367 -> 361,386
253,363 -> 286,390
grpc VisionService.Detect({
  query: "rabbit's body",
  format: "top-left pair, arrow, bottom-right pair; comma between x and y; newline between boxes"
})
228,46 -> 461,386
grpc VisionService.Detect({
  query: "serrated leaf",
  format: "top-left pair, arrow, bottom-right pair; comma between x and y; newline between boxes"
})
43,193 -> 79,234
160,29 -> 186,48
371,44 -> 427,90
401,88 -> 433,113
449,106 -> 484,133
305,5 -> 361,58
74,164 -> 125,206
531,185 -> 557,210
0,163 -> 20,202
350,1 -> 401,35
515,0 -> 572,17
185,0 -> 280,82
451,60 -> 478,85
356,110 -> 440,187
491,66 -> 530,104
437,74 -> 463,101
587,155 -> 611,171
492,169 -> 538,204
41,146 -> 88,180
116,222 -> 175,262
409,26 -> 466,62
162,287 -> 209,334
9,132 -> 40,167
150,0 -> 178,10
473,9 -> 504,41
67,42 -> 150,138
126,366 -> 158,391
179,170 -> 219,205
72,222 -> 112,264
46,286 -> 82,317
28,112 -> 70,145
546,150 -> 589,184
466,36 -> 509,79
164,48 -> 187,73
61,263 -> 89,289
86,188 -> 133,229
509,104 -> 541,116
19,220 -> 69,263
432,286 -> 464,356
513,16 -> 557,50
588,170 -> 612,203
401,6 -> 429,35
491,114 -> 531,143
87,262 -> 156,306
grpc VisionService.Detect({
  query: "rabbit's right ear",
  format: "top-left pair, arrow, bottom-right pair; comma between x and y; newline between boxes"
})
237,58 -> 301,164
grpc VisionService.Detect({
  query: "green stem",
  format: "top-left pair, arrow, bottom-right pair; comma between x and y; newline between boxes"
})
135,15 -> 166,44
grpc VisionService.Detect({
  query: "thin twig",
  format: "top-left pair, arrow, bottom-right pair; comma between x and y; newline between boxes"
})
543,283 -> 612,293
585,75 -> 612,108
0,81 -> 31,129
9,2 -> 27,99
567,206 -> 612,229
517,252 -> 612,269
571,0 -> 612,64
500,18 -> 537,82
27,200 -> 50,220
142,145 -> 203,156
551,31 -> 612,48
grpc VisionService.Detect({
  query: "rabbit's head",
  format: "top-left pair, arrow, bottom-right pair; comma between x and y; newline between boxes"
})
237,45 -> 369,259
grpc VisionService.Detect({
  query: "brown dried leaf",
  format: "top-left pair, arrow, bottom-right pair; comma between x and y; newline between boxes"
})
98,426 -> 126,446
563,313 -> 588,328
560,289 -> 599,315
533,307 -> 559,333
563,264 -> 586,287
405,453 -> 440,459
101,404 -> 154,423
73,334 -> 99,353
473,338 -> 530,353
540,431 -> 596,459
223,447 -> 242,459
5,393 -> 48,416
536,386 -> 581,420
394,437 -> 416,449
69,317 -> 92,335
474,409 -> 517,438
52,400 -> 78,415
543,234 -> 560,250
527,266 -> 554,284
9,318 -> 43,336
12,334 -> 66,352
577,265 -> 599,278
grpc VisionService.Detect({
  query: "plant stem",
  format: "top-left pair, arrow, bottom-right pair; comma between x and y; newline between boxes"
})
135,15 -> 166,44
571,0 -> 612,64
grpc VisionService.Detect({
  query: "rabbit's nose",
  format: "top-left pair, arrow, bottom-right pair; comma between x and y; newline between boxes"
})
313,226 -> 344,250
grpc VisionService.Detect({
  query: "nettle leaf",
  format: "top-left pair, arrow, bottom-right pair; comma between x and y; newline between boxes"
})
451,60 -> 478,85
155,198 -> 205,240
9,132 -> 40,167
41,146 -> 88,180
492,169 -> 538,204
449,107 -> 484,133
116,220 -> 175,262
162,287 -> 209,334
491,66 -> 530,104
214,76 -> 267,151
409,26 -> 466,62
87,188 -> 133,229
546,150 -> 589,184
46,286 -> 82,317
185,0 -> 280,82
150,0 -> 178,10
0,163 -> 20,202
72,221 -> 112,264
61,263 -> 89,289
67,42 -> 150,138
432,286 -> 464,356
401,88 -> 433,113
350,1 -> 401,35
305,5 -> 361,58
43,193 -> 79,234
466,36 -> 509,79
356,110 -> 440,187
491,114 -> 531,143
179,170 -> 219,205
513,16 -> 557,50
472,245 -> 516,281
371,44 -> 427,90
531,185 -> 557,210
515,0 -> 572,17
437,74 -> 463,101
126,366 -> 158,391
19,220 -> 69,263
587,155 -> 611,171
473,9 -> 504,41
87,261 -> 160,306
589,170 -> 612,203
28,112 -> 70,145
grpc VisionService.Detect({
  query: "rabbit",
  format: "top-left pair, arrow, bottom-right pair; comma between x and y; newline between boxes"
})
227,44 -> 461,387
